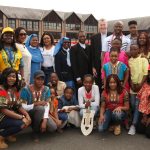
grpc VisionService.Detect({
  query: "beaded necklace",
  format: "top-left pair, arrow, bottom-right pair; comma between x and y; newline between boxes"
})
29,85 -> 45,102
109,91 -> 118,102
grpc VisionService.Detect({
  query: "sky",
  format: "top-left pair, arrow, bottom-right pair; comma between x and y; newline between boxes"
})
0,0 -> 150,20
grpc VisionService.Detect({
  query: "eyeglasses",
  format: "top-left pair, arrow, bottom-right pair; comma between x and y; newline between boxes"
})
19,33 -> 27,36
43,37 -> 51,40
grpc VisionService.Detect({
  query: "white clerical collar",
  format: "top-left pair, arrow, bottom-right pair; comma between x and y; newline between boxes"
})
29,45 -> 37,49
79,42 -> 86,49
63,48 -> 70,52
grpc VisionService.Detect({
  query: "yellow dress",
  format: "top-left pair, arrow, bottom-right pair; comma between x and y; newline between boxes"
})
0,48 -> 22,73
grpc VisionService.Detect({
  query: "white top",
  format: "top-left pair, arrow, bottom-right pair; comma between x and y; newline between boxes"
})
101,33 -> 107,50
40,45 -> 55,67
22,103 -> 50,119
16,43 -> 32,84
78,85 -> 100,108
102,34 -> 131,52
126,34 -> 137,45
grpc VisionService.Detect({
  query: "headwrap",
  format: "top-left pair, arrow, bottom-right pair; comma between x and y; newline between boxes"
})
25,34 -> 38,47
53,37 -> 71,56
25,34 -> 43,63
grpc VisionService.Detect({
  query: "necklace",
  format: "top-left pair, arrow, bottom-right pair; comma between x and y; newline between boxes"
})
7,88 -> 19,101
85,90 -> 92,100
29,85 -> 44,102
1,48 -> 17,68
110,61 -> 119,74
109,91 -> 118,102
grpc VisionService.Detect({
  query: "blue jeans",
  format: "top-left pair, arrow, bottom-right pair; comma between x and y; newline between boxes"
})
58,112 -> 68,121
98,109 -> 126,132
130,94 -> 139,125
0,117 -> 24,137
80,106 -> 99,117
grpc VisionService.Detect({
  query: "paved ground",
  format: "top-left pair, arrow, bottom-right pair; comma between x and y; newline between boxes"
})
7,128 -> 150,150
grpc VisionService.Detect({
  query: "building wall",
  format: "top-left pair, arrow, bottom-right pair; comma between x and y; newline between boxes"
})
42,11 -> 62,40
0,10 -> 98,41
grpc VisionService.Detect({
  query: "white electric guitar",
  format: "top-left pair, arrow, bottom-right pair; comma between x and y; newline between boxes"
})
81,99 -> 95,136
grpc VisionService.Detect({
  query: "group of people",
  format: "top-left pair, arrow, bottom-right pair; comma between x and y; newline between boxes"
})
0,18 -> 150,149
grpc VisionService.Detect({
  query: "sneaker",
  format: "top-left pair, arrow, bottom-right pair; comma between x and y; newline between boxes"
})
114,125 -> 121,136
128,125 -> 136,135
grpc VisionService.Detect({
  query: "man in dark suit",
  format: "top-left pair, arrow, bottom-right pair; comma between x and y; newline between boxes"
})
90,19 -> 108,91
71,31 -> 92,88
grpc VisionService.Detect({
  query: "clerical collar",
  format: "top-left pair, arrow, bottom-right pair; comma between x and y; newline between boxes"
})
29,45 -> 37,49
79,42 -> 86,49
63,48 -> 70,52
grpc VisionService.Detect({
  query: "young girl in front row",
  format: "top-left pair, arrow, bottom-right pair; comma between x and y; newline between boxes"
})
78,74 -> 100,117
49,88 -> 63,132
58,87 -> 80,128
98,74 -> 129,135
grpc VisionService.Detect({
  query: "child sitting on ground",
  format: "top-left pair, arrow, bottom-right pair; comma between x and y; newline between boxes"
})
58,87 -> 80,128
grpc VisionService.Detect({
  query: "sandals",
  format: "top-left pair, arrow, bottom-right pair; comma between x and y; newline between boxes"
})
114,125 -> 121,135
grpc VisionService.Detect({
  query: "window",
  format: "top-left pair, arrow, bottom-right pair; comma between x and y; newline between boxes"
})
44,22 -> 61,30
84,25 -> 97,33
66,24 -> 80,31
20,20 -> 26,29
27,21 -> 32,30
51,32 -> 61,39
57,23 -> 61,30
8,19 -> 16,29
33,21 -> 39,31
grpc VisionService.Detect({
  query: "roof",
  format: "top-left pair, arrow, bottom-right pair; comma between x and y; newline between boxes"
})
0,5 -> 97,23
108,16 -> 150,32
55,11 -> 65,20
0,5 -> 52,20
77,13 -> 92,22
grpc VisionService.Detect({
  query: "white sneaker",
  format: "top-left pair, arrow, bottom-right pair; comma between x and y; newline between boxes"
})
128,125 -> 136,135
